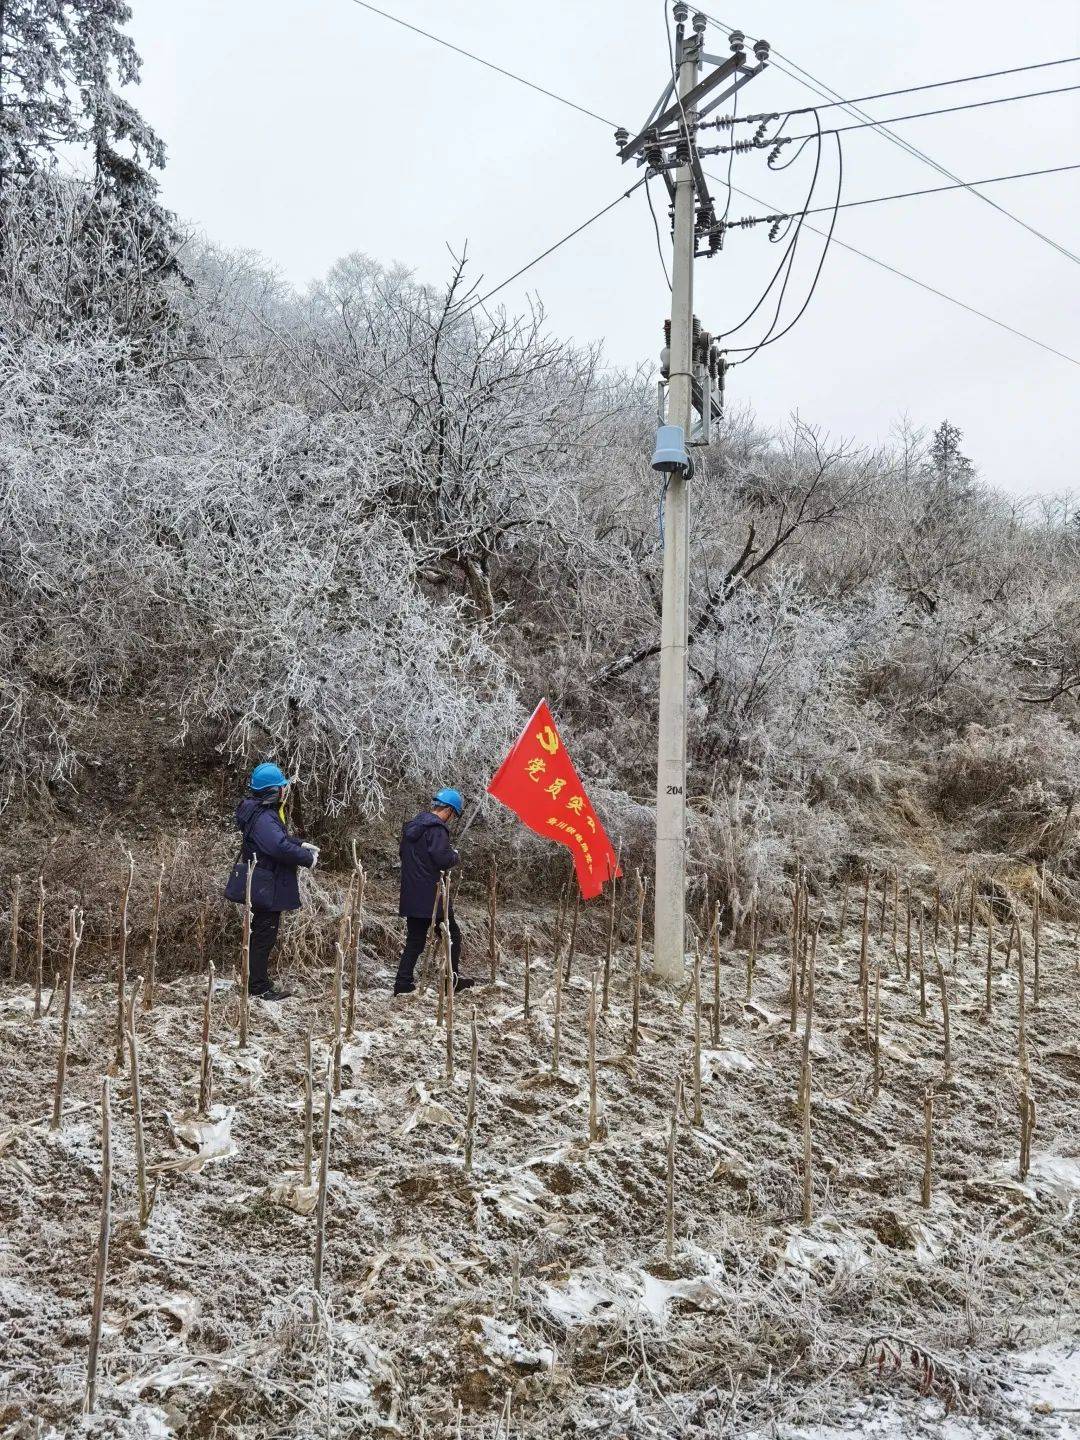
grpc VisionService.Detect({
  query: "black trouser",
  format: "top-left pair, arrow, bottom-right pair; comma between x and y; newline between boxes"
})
249,908 -> 281,995
395,911 -> 461,993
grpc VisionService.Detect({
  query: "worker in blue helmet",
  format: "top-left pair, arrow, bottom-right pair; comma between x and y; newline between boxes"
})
223,763 -> 318,1000
393,787 -> 475,995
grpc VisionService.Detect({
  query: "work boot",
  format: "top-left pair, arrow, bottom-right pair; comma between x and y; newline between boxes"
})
393,983 -> 416,997
453,975 -> 477,992
252,985 -> 293,1002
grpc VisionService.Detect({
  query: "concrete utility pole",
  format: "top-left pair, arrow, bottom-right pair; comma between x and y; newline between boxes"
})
616,8 -> 767,981
652,10 -> 700,982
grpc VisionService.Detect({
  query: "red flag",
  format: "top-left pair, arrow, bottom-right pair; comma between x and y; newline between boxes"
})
488,700 -> 621,900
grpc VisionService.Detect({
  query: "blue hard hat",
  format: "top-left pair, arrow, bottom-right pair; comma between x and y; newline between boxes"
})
433,787 -> 463,816
251,762 -> 288,792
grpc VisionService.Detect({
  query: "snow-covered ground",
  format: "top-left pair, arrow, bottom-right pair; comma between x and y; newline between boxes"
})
2,901 -> 1078,1436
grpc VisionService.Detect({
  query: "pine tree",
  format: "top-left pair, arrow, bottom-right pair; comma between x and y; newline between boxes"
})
0,0 -> 165,197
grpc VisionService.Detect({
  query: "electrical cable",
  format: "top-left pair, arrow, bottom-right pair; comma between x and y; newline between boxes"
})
724,160 -> 1080,225
469,179 -> 647,310
695,5 -> 1080,268
645,175 -> 673,290
718,112 -> 823,341
734,53 -> 1080,123
345,0 -> 618,126
345,0 -> 1080,365
727,133 -> 843,362
728,81 -> 1080,148
704,166 -> 1080,366
720,69 -> 738,221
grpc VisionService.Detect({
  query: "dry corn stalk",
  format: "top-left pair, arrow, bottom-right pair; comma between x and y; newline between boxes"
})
346,860 -> 366,1038
921,1087 -> 934,1209
303,1022 -> 314,1187
918,908 -> 927,1021
1032,868 -> 1042,1011
523,931 -> 532,1019
587,970 -> 600,1142
905,883 -> 913,981
551,906 -> 564,1077
442,876 -> 454,1083
83,1075 -> 112,1415
665,1073 -> 682,1260
935,956 -> 953,1081
115,856 -> 133,1072
711,900 -> 722,1046
799,920 -> 819,1224
313,1061 -> 332,1307
33,875 -> 45,1020
51,909 -> 84,1131
198,962 -> 214,1118
8,873 -> 20,981
692,944 -> 703,1127
239,858 -> 254,1049
859,870 -> 871,1043
332,942 -> 344,1097
145,860 -> 163,1010
628,869 -> 645,1058
126,977 -> 154,1228
464,1007 -> 479,1172
601,845 -> 621,1014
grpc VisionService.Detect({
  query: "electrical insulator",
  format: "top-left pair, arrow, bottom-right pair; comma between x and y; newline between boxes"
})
660,346 -> 671,378
664,319 -> 671,345
767,142 -> 785,165
752,118 -> 772,146
692,11 -> 707,34
754,38 -> 771,62
729,29 -> 744,51
614,127 -> 629,150
768,216 -> 785,241
673,2 -> 689,22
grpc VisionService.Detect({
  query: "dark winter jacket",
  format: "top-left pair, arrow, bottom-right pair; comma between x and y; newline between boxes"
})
223,797 -> 315,912
399,811 -> 459,918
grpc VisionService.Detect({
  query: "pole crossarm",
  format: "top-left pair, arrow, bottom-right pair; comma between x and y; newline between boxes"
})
618,49 -> 745,164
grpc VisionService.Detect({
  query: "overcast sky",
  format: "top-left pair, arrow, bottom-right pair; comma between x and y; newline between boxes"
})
124,0 -> 1078,495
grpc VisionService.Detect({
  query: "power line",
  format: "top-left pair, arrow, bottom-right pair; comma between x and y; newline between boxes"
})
695,6 -> 1080,268
719,81 -> 1080,148
719,113 -> 827,347
726,133 -> 844,363
705,167 -> 1080,366
467,179 -> 647,310
345,0 -> 1079,365
345,0 -> 617,127
737,53 -> 1080,122
723,160 -> 1080,226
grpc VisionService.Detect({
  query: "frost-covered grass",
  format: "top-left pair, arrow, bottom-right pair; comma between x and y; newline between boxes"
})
1,885 -> 1078,1437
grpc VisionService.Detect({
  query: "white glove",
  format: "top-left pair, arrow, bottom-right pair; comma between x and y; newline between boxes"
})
301,842 -> 320,869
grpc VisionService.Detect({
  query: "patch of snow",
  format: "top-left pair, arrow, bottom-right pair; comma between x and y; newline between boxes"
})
478,1316 -> 554,1370
777,1222 -> 871,1285
478,1169 -> 552,1222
